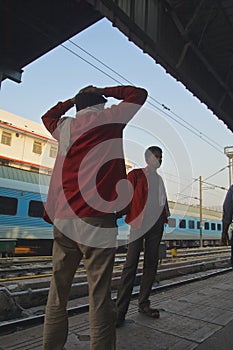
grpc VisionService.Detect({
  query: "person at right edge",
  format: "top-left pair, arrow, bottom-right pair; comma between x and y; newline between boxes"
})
116,146 -> 170,327
221,184 -> 233,267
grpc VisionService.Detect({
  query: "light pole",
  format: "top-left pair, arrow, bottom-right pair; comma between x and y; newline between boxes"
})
176,177 -> 203,247
224,146 -> 233,187
176,177 -> 227,249
199,176 -> 203,248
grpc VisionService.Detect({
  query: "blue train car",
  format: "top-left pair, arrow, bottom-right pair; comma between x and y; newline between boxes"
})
115,212 -> 222,249
0,165 -> 129,254
163,212 -> 222,248
0,166 -> 53,254
0,165 -> 223,254
115,201 -> 223,249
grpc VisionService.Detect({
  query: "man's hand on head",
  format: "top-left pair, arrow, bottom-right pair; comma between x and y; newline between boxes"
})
71,85 -> 106,105
78,86 -> 104,95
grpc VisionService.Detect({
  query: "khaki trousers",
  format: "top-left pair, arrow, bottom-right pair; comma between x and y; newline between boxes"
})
43,215 -> 117,350
116,216 -> 163,319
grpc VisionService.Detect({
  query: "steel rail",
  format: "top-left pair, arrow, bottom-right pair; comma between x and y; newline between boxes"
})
0,265 -> 232,335
0,249 -> 230,282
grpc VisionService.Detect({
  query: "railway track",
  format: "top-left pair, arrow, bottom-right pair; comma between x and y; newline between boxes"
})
0,262 -> 231,335
0,246 -> 231,333
0,256 -> 128,281
0,246 -> 231,281
0,246 -> 230,264
0,246 -> 230,274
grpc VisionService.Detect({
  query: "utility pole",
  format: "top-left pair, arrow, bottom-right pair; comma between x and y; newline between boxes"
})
199,176 -> 203,248
224,146 -> 233,187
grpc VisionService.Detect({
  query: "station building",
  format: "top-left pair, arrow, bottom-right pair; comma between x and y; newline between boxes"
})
0,109 -> 57,175
0,109 -> 132,174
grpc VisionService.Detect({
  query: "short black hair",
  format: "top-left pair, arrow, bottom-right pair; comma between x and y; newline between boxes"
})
75,92 -> 107,111
145,146 -> 162,160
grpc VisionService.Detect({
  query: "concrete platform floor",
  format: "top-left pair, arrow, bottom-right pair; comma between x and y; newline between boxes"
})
1,270 -> 233,349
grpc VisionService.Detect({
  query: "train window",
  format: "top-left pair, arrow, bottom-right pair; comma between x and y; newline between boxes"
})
1,131 -> 12,146
0,196 -> 18,215
168,218 -> 176,227
32,140 -> 42,154
179,219 -> 186,229
204,222 -> 209,230
197,221 -> 200,229
211,223 -> 216,230
217,223 -> 222,231
28,200 -> 44,217
188,220 -> 194,229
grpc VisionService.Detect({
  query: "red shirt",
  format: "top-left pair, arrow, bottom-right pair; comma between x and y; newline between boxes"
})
125,167 -> 170,229
42,86 -> 147,223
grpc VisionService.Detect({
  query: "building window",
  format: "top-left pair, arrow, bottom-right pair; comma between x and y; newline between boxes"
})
1,131 -> 12,146
168,218 -> 176,227
49,145 -> 57,158
33,140 -> 42,154
188,220 -> 195,229
28,200 -> 44,217
0,196 -> 18,215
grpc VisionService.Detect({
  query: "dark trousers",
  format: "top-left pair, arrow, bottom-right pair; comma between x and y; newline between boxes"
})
116,216 -> 164,319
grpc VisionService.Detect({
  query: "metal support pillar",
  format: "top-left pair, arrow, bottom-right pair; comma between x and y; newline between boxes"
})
199,176 -> 203,248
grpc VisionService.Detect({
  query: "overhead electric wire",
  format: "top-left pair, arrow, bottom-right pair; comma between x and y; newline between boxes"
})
201,180 -> 228,191
10,9 -> 224,154
64,42 -> 228,203
67,40 -> 223,153
68,39 -> 134,86
61,44 -> 123,85
177,166 -> 229,200
203,165 -> 229,182
12,11 -> 228,203
142,99 -> 223,154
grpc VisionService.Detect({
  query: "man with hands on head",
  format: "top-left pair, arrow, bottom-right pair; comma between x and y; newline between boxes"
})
41,84 -> 147,350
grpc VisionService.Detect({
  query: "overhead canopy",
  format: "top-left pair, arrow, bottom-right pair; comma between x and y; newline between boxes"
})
1,0 -> 233,131
0,0 -> 102,83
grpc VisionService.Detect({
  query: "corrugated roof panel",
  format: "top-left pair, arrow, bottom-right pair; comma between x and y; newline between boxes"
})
87,0 -> 233,131
0,166 -> 51,186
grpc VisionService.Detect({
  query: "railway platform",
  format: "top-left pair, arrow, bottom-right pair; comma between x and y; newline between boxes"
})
1,270 -> 233,349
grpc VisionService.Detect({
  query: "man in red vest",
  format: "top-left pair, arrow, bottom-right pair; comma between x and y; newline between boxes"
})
116,146 -> 170,326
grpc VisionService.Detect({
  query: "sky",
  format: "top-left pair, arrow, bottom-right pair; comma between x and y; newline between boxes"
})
0,18 -> 232,209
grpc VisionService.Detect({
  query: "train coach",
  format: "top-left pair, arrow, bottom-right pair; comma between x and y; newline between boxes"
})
163,213 -> 222,248
0,165 -> 129,254
0,165 -> 52,254
0,165 -> 223,255
161,199 -> 222,248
